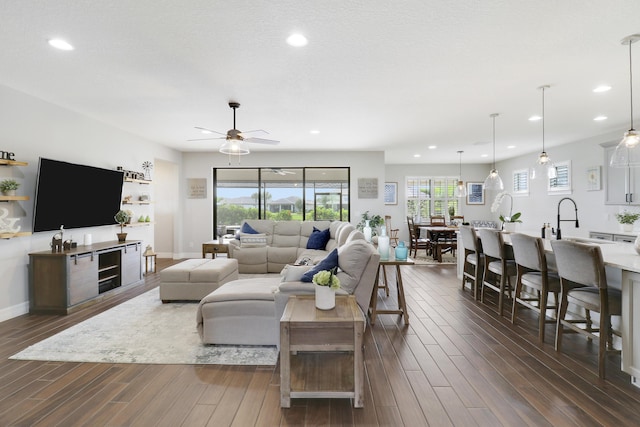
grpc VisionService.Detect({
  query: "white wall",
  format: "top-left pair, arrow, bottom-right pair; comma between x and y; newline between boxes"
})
0,84 -> 181,322
177,151 -> 386,258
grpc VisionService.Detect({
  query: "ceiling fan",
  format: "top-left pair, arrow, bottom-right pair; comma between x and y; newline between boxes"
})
267,168 -> 296,175
189,102 -> 279,155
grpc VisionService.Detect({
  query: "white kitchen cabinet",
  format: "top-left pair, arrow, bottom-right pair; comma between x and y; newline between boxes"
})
603,144 -> 640,205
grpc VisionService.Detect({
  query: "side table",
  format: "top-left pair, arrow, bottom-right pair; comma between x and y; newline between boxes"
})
202,241 -> 228,258
280,295 -> 365,408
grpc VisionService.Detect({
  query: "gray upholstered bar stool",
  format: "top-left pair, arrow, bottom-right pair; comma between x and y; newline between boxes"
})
509,233 -> 561,344
478,228 -> 517,316
459,225 -> 483,300
550,239 -> 622,379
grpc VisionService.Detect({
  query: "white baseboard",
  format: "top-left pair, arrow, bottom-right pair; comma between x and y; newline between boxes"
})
0,301 -> 29,323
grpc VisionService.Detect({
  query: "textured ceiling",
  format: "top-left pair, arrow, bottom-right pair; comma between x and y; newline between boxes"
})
2,0 -> 640,164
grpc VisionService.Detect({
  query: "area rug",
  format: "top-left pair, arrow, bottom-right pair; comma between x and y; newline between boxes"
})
10,288 -> 278,365
413,253 -> 457,265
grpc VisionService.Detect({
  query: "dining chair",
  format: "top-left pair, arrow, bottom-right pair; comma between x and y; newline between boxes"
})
406,216 -> 429,257
550,239 -> 622,379
509,233 -> 561,344
478,228 -> 517,316
459,225 -> 483,300
429,215 -> 446,226
384,215 -> 399,247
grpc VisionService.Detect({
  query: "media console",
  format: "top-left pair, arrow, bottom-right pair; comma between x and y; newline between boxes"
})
28,240 -> 142,314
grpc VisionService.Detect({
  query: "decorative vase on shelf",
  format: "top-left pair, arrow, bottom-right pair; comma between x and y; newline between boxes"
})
395,241 -> 408,261
314,284 -> 336,310
363,220 -> 372,242
378,227 -> 390,261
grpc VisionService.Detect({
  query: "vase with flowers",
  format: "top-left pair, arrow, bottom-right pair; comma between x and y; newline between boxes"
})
312,267 -> 341,310
491,191 -> 522,232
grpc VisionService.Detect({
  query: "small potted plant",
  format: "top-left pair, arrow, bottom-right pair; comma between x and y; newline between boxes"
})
0,179 -> 20,196
312,267 -> 341,310
357,211 -> 384,242
615,210 -> 640,232
114,209 -> 132,242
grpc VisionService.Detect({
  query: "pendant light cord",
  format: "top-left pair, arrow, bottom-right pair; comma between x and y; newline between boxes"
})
630,40 -> 635,130
541,86 -> 546,151
492,114 -> 496,169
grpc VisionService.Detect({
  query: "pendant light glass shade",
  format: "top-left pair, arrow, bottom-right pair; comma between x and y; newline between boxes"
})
531,85 -> 558,179
611,34 -> 640,167
484,113 -> 504,191
455,150 -> 467,198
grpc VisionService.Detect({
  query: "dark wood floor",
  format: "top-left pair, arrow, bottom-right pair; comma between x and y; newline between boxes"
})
1,259 -> 639,426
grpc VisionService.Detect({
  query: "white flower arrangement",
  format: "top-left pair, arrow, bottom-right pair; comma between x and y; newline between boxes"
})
312,267 -> 341,290
491,191 -> 522,223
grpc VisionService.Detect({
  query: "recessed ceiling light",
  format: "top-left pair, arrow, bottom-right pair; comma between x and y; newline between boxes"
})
310,129 -> 320,134
286,34 -> 308,47
594,115 -> 608,121
507,145 -> 515,149
428,145 -> 437,150
529,115 -> 542,121
481,154 -> 489,158
48,39 -> 74,51
413,154 -> 421,158
593,85 -> 612,93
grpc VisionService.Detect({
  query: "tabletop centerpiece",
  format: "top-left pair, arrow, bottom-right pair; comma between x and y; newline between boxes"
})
312,267 -> 341,310
615,210 -> 640,233
491,191 -> 522,232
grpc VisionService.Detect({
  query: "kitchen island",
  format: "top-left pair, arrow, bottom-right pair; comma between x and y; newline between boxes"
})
458,229 -> 640,388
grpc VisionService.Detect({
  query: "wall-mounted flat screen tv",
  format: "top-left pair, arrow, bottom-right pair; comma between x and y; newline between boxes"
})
33,158 -> 124,232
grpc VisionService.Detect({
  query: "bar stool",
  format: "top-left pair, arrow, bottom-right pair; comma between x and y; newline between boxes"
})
509,233 -> 560,344
550,240 -> 622,379
459,225 -> 483,300
478,228 -> 516,316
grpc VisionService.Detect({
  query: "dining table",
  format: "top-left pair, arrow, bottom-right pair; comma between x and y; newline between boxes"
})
419,225 -> 459,262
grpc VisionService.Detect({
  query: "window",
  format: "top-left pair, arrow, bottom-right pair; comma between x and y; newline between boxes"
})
406,176 -> 459,223
548,161 -> 571,194
213,167 -> 349,238
512,169 -> 529,195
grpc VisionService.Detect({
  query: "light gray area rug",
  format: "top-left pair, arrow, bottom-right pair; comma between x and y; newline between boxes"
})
10,287 -> 278,365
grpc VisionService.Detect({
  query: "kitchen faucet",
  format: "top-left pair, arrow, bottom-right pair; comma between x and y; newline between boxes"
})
556,197 -> 579,240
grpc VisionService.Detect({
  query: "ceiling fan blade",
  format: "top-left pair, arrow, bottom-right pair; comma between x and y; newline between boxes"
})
194,126 -> 227,136
239,129 -> 269,136
187,136 -> 226,141
244,137 -> 280,145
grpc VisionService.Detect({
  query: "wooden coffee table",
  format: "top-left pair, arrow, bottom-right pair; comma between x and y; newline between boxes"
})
280,295 -> 365,408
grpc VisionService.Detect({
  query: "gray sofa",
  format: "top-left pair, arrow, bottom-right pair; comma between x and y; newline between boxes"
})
197,228 -> 380,346
227,219 -> 355,273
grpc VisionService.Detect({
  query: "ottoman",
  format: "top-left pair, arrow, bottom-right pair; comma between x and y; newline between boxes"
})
159,258 -> 238,302
196,277 -> 281,345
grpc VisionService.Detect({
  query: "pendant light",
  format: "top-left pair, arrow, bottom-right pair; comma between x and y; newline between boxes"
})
531,85 -> 557,179
611,34 -> 640,167
455,150 -> 467,197
484,113 -> 504,191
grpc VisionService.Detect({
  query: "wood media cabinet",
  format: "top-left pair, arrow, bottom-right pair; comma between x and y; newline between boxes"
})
28,240 -> 142,314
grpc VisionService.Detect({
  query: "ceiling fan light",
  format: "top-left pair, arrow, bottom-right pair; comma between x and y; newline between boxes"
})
219,139 -> 250,155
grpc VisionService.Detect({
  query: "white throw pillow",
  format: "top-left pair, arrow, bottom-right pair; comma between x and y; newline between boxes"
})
280,264 -> 313,282
239,233 -> 267,248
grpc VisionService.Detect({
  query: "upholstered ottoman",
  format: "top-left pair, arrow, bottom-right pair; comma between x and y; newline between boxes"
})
196,277 -> 280,345
159,258 -> 238,302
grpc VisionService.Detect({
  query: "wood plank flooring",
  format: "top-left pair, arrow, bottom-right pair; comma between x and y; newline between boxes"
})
1,259 -> 639,426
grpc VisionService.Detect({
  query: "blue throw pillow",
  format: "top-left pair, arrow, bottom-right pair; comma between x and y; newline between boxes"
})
306,227 -> 331,250
236,221 -> 259,239
301,249 -> 339,282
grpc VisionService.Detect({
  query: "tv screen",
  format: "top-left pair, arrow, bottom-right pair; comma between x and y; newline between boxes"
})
33,158 -> 124,232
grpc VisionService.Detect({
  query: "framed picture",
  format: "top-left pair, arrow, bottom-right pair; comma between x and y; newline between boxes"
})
384,182 -> 397,205
466,182 -> 484,205
586,165 -> 601,191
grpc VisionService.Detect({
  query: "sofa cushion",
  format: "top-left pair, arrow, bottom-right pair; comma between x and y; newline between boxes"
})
301,248 -> 339,282
240,233 -> 267,248
307,226 -> 330,250
272,221 -> 302,247
336,240 -> 374,294
280,264 -> 313,282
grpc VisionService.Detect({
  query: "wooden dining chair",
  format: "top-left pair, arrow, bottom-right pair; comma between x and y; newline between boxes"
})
550,239 -> 622,379
509,233 -> 561,344
478,228 -> 517,316
406,216 -> 429,257
384,215 -> 399,247
429,215 -> 446,226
